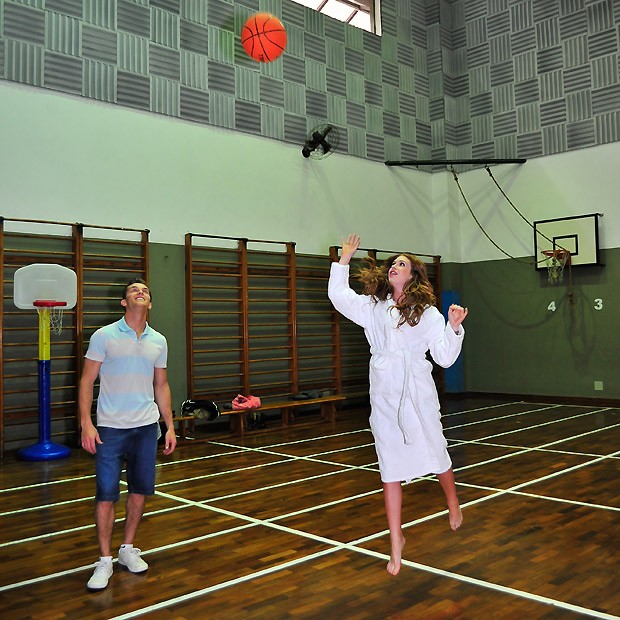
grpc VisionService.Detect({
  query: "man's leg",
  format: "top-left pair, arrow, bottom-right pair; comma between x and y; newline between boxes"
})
118,423 -> 158,573
122,493 -> 145,545
88,427 -> 124,590
95,501 -> 116,556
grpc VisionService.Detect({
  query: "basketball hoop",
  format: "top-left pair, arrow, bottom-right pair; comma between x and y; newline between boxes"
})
541,249 -> 571,284
12,264 -> 76,461
33,300 -> 67,335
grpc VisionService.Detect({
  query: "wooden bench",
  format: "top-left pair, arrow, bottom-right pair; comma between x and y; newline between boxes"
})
221,394 -> 346,436
174,394 -> 346,438
173,415 -> 196,439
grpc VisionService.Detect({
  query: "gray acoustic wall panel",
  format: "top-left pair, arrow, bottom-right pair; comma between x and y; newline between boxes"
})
0,0 -> 618,166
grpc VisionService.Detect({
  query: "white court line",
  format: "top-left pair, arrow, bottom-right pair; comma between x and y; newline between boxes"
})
0,400 -> 594,497
0,405 -> 616,569
106,483 -> 620,620
0,402 -> 609,576
457,481 -> 620,513
452,420 -> 620,470
2,447 -> 617,620
0,495 -> 94,516
211,426 -> 372,451
0,518 -> 258,593
0,504 -> 190,548
346,546 -> 620,620
4,428 -> 614,551
453,421 -> 620,472
156,456 -> 295,487
0,473 -> 95,493
155,447 -> 246,468
0,406 -> 614,519
0,448 -> 248,495
0,401 -> 600,497
107,543 -> 620,620
441,400 -> 528,417
444,403 -> 562,428
353,447 -> 620,548
218,443 -> 381,471
200,468 -> 354,504
472,407 -> 611,442
108,548 -> 344,620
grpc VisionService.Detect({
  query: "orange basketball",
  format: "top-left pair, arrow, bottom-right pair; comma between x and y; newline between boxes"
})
241,13 -> 287,63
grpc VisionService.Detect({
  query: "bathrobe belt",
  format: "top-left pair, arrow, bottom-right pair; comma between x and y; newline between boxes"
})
370,348 -> 442,457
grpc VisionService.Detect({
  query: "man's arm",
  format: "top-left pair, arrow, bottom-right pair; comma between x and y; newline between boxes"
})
154,367 -> 177,455
79,358 -> 102,454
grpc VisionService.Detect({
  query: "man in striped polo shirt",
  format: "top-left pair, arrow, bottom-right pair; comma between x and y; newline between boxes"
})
79,278 -> 177,591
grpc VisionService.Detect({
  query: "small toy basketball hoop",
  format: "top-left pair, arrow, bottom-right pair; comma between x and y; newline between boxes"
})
541,249 -> 571,284
33,300 -> 67,335
12,264 -> 76,461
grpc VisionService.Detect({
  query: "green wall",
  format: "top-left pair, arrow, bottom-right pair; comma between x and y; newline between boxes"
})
148,242 -> 619,406
148,243 -> 188,414
460,248 -> 619,399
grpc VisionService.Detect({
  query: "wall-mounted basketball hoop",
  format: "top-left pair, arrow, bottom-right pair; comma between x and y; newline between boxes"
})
541,249 -> 571,285
13,264 -> 77,461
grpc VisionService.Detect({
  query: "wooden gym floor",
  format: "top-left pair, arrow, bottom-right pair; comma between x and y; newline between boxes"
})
0,396 -> 618,619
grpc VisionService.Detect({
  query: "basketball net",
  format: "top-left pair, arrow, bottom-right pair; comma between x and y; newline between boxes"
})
541,249 -> 570,284
48,307 -> 64,335
34,301 -> 66,335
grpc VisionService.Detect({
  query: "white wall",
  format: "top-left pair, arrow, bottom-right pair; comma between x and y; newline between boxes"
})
435,142 -> 620,264
2,80 -> 619,262
0,81 -> 437,256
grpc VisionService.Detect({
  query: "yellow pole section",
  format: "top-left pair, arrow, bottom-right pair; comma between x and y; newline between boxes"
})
38,308 -> 51,361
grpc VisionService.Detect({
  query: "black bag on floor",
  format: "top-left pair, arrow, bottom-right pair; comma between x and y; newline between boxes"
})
181,399 -> 220,421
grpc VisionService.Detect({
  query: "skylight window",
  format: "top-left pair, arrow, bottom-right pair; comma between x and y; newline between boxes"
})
290,0 -> 378,34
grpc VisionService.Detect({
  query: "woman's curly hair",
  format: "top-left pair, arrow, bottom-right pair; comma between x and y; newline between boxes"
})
356,253 -> 436,327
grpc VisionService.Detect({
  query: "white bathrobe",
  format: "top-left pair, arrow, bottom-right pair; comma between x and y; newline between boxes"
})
328,262 -> 465,483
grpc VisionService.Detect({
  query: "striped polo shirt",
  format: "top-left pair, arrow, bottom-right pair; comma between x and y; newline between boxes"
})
85,317 -> 168,429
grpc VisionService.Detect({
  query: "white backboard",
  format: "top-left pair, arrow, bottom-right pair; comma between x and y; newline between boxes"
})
13,264 -> 77,309
534,213 -> 601,269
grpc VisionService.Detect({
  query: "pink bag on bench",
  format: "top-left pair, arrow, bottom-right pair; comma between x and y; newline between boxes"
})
232,394 -> 262,411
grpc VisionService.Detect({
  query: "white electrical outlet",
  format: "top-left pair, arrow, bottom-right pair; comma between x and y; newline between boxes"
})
594,381 -> 604,391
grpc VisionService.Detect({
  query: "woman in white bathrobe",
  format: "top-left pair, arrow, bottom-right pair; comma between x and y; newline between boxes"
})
328,234 -> 468,576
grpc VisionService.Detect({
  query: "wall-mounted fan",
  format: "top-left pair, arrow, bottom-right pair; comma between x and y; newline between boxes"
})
302,124 -> 339,159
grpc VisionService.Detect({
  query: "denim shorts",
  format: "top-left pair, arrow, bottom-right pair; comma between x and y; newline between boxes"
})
95,423 -> 159,502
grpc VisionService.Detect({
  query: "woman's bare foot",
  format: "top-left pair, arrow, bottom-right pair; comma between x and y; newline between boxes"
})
449,503 -> 463,530
386,532 -> 406,575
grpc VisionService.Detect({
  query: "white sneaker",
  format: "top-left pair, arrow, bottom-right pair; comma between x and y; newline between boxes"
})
87,560 -> 113,590
118,546 -> 148,573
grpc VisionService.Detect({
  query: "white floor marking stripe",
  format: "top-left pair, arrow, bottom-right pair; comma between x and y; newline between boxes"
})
0,409 -> 616,521
472,408 -> 611,442
0,404 -> 610,495
111,482 -> 619,620
441,400 -> 526,417
347,546 -> 620,620
445,404 -> 561,428
0,520 -> 257,593
453,421 -> 620,473
0,504 -> 190,548
1,398 -> 619,620
108,548 -> 343,620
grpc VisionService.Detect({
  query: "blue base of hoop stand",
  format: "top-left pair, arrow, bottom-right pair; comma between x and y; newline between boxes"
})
18,442 -> 71,461
17,360 -> 71,462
